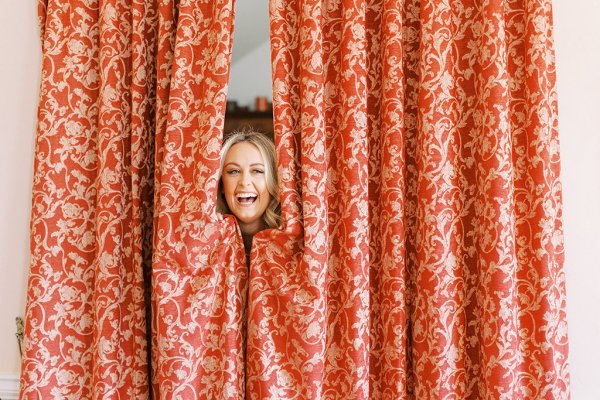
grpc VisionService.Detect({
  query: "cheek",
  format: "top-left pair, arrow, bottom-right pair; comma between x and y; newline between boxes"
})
222,177 -> 236,198
257,176 -> 269,193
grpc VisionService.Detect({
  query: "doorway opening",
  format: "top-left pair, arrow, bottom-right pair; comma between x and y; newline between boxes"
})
224,0 -> 273,140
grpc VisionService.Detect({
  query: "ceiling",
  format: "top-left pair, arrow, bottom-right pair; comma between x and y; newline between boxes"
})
231,0 -> 270,64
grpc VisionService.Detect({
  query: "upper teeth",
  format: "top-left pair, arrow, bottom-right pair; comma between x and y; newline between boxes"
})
237,193 -> 256,198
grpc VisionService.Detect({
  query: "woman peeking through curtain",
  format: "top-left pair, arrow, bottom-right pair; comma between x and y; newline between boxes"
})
217,131 -> 282,264
21,0 -> 569,398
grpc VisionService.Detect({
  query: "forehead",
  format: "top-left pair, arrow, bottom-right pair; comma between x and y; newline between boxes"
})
224,141 -> 264,164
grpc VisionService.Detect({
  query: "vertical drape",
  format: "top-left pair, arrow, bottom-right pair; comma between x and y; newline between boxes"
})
22,0 -> 246,398
150,0 -> 247,398
260,0 -> 569,398
21,0 -> 157,397
21,0 -> 569,398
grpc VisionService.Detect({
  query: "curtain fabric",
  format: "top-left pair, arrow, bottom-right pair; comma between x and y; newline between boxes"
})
21,0 -> 569,399
22,0 -> 157,397
151,0 -> 247,398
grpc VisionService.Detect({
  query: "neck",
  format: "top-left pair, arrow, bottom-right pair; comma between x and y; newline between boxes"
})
239,219 -> 265,252
239,219 -> 265,238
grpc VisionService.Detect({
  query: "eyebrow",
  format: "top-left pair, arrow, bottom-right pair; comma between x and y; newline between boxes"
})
223,162 -> 264,168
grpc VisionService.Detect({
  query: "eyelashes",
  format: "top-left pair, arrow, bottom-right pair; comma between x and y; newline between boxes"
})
225,169 -> 264,175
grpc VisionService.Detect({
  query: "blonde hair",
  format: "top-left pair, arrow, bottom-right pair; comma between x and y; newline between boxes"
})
217,130 -> 281,229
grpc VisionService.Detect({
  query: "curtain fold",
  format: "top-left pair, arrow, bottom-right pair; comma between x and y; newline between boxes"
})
151,0 -> 247,398
256,0 -> 569,398
366,0 -> 412,395
21,0 -> 155,397
21,0 -> 569,398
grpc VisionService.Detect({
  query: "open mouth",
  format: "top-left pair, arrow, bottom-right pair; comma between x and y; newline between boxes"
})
236,193 -> 258,205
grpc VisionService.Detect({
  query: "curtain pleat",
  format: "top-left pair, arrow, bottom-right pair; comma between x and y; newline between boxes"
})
21,0 -> 153,397
37,0 -> 48,48
366,0 -> 410,396
20,0 -> 569,398
261,0 -> 569,398
151,0 -> 247,398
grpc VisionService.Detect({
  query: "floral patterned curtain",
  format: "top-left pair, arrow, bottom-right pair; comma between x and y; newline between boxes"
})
21,0 -> 569,398
21,0 -> 158,397
257,0 -> 570,397
150,0 -> 247,397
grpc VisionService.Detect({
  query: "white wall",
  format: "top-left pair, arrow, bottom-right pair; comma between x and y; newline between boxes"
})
230,0 -> 270,63
228,0 -> 271,109
554,0 -> 600,398
1,1 -> 598,398
0,0 -> 39,376
228,40 -> 272,110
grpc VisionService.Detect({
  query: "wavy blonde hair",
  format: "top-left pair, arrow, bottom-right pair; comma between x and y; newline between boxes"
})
217,130 -> 281,229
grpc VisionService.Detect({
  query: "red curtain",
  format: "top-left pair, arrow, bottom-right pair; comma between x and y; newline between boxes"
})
151,0 -> 247,398
21,0 -> 569,398
21,0 -> 156,397
258,0 -> 570,397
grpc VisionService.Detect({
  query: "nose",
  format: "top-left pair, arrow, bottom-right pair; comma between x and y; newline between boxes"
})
240,171 -> 252,186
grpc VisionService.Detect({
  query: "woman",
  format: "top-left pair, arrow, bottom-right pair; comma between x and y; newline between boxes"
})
217,130 -> 281,261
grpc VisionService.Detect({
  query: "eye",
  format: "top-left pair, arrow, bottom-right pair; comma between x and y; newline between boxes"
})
226,169 -> 240,175
252,169 -> 264,174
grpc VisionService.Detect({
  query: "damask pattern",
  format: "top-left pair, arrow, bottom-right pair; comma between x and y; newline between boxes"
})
21,0 -> 569,398
22,0 -> 155,397
151,1 -> 248,398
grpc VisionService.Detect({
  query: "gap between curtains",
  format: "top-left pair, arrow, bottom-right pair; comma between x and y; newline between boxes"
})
20,0 -> 569,398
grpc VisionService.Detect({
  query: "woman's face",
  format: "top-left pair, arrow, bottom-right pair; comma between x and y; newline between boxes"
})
221,141 -> 271,234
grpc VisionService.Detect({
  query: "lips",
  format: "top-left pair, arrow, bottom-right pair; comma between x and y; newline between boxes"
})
236,192 -> 258,205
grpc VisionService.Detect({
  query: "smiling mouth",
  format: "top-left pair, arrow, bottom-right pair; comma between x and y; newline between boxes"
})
236,193 -> 258,205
